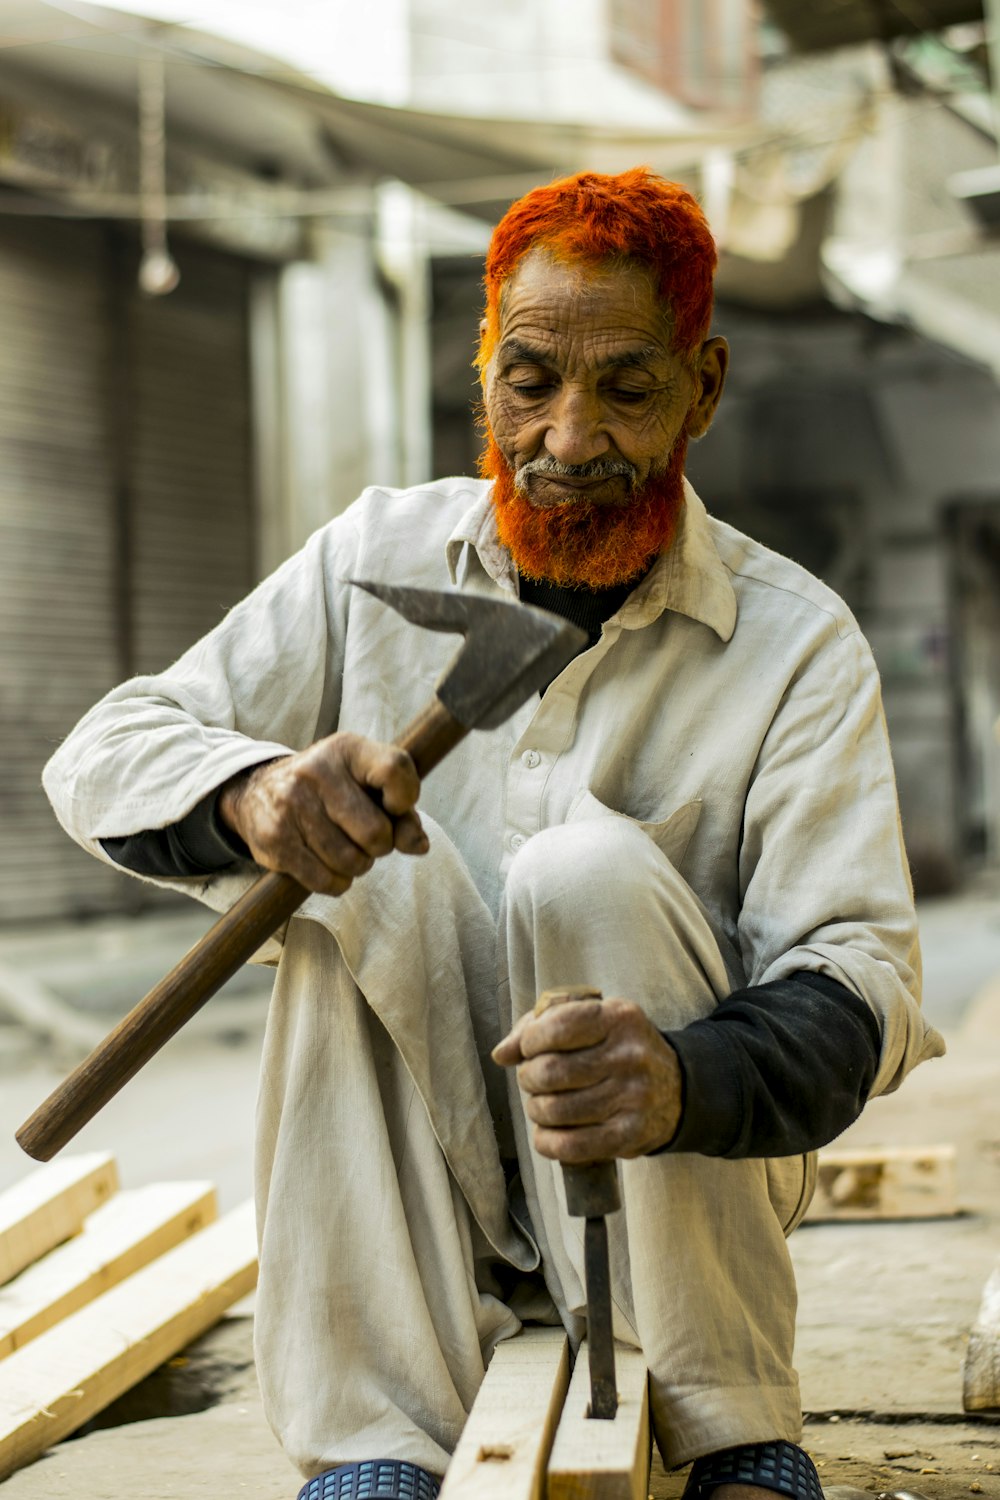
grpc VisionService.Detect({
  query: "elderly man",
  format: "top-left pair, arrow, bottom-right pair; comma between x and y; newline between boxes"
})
44,170 -> 942,1500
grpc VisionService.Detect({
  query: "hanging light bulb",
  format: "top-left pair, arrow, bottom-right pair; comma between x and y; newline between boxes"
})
138,49 -> 180,296
139,247 -> 180,296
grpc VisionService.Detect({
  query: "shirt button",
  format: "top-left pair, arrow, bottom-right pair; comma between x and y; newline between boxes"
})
509,833 -> 526,853
521,749 -> 541,769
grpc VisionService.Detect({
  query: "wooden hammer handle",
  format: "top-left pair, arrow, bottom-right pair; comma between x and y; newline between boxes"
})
16,699 -> 467,1162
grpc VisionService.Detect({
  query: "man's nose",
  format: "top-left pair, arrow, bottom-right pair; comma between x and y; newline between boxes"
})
543,386 -> 610,466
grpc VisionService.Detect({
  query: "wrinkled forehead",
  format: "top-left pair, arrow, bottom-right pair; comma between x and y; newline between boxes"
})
497,247 -> 674,345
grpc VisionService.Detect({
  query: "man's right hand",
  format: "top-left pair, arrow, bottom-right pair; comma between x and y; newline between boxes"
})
217,733 -> 428,896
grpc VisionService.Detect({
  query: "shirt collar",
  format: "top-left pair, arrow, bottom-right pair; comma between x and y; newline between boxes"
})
445,478 -> 736,642
446,486 -> 517,593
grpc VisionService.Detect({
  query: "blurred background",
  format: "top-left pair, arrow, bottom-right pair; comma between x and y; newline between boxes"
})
0,0 -> 999,952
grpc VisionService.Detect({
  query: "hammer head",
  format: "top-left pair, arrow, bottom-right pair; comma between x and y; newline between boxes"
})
350,579 -> 587,729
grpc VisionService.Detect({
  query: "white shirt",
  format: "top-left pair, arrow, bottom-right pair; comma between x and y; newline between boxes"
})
43,477 -> 944,1097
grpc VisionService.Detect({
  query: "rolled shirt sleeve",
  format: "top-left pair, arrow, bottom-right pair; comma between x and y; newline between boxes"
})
42,515 -> 359,914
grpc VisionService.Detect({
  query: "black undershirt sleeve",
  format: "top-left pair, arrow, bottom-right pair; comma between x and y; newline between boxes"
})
658,972 -> 882,1159
101,791 -> 249,878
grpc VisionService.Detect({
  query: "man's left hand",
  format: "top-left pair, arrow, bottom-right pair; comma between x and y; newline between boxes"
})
492,998 -> 683,1162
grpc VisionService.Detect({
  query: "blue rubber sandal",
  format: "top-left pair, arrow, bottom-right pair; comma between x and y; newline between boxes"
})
683,1440 -> 824,1500
297,1460 -> 442,1500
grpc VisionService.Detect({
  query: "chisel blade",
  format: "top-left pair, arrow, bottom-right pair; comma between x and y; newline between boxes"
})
584,1214 -> 618,1419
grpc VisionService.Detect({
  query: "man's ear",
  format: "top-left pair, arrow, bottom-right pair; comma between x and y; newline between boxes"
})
685,336 -> 729,440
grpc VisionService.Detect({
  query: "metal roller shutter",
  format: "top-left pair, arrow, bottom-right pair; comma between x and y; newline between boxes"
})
0,217 -> 126,923
126,244 -> 254,676
0,226 -> 256,924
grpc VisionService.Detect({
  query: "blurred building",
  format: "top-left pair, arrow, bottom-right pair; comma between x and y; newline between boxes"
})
0,0 -> 732,924
428,3 -> 1000,893
408,0 -> 757,120
0,12 -> 300,922
2,0 -> 999,926
698,9 -> 1000,891
0,0 -> 767,924
0,1 -> 527,922
608,0 -> 758,113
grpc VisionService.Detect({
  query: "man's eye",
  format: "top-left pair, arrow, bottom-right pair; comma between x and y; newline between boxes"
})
610,388 -> 649,404
510,383 -> 552,398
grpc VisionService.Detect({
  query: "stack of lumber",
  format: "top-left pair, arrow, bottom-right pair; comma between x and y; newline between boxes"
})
0,1151 -> 257,1482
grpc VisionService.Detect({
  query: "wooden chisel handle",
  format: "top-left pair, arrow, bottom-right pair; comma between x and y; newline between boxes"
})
16,699 -> 468,1162
533,987 -> 622,1217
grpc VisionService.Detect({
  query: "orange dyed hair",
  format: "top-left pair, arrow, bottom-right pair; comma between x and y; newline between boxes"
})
477,167 -> 717,372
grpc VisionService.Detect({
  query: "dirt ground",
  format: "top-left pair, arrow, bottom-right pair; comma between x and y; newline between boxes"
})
1,907 -> 999,1499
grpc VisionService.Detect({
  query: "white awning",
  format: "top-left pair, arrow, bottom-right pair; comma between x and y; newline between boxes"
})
0,0 -> 767,208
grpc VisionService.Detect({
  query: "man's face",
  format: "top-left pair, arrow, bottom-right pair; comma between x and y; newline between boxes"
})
481,249 -> 727,587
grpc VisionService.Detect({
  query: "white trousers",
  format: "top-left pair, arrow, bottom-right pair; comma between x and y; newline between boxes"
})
253,811 -> 814,1480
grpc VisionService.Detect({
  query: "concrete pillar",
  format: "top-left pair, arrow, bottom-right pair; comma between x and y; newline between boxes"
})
377,182 -> 432,489
250,194 -> 406,569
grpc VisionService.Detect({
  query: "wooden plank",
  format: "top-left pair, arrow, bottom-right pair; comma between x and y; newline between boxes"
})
804,1145 -> 957,1222
0,1180 -> 217,1359
0,1153 -> 118,1285
963,1257 -> 1000,1412
440,1327 -> 569,1500
0,1198 -> 257,1480
547,1341 -> 650,1500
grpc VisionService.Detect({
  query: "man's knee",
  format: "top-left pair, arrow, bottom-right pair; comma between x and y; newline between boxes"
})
509,814 -> 660,902
506,814 -> 693,936
503,815 -> 729,1026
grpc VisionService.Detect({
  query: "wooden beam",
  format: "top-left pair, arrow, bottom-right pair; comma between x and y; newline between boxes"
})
0,1153 -> 118,1285
0,1180 -> 217,1359
0,1198 -> 257,1480
804,1145 -> 957,1222
963,1257 -> 1000,1412
440,1327 -> 569,1500
546,1342 -> 650,1500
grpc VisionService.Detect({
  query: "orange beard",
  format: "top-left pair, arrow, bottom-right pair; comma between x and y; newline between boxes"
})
482,435 -> 687,588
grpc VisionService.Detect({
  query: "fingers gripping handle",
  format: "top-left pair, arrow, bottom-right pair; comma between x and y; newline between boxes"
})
532,986 -> 622,1217
16,698 -> 468,1163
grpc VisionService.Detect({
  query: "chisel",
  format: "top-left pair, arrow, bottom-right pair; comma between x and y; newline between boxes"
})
534,984 -> 620,1420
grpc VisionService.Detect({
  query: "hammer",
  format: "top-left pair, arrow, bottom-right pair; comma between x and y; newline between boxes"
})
17,581 -> 586,1163
534,984 -> 620,1421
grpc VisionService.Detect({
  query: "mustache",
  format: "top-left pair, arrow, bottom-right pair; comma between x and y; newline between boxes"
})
513,455 -> 639,495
